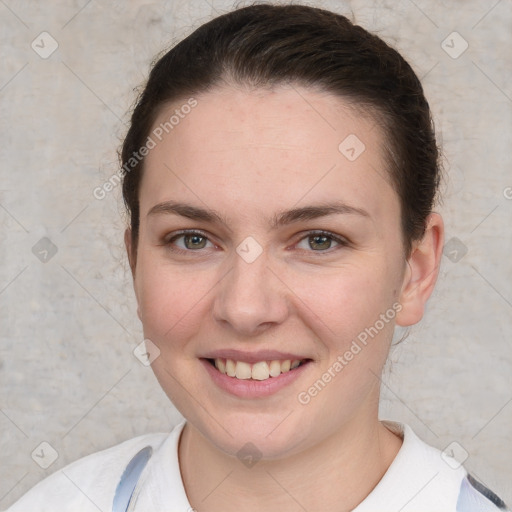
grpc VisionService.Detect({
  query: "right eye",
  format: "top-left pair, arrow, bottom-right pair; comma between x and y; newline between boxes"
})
165,230 -> 216,253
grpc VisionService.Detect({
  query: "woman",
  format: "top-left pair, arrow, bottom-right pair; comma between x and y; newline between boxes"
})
5,3 -> 509,511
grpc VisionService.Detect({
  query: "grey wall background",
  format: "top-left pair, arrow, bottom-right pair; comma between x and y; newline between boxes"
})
0,0 -> 511,508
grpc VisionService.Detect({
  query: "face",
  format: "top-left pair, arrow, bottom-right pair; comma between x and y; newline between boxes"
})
128,84 -> 412,459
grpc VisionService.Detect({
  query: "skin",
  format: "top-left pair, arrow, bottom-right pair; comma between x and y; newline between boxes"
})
125,83 -> 444,511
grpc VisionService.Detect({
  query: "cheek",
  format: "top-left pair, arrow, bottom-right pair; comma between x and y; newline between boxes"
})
293,264 -> 397,344
134,252 -> 214,347
288,267 -> 398,428
291,263 -> 399,404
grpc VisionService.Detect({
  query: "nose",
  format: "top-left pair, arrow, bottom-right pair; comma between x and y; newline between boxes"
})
212,246 -> 289,337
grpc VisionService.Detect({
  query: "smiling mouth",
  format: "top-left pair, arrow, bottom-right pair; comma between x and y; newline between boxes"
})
205,358 -> 311,381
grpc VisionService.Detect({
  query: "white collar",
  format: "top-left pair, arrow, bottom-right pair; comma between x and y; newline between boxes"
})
133,420 -> 466,511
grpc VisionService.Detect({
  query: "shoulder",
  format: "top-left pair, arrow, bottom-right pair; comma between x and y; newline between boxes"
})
457,473 -> 510,512
3,428 -> 178,512
355,421 -> 509,512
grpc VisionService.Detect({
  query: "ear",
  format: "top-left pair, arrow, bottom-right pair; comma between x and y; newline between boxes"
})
124,228 -> 136,277
124,228 -> 143,322
395,213 -> 444,327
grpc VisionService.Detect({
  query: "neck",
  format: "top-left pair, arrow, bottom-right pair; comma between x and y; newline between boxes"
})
178,409 -> 402,512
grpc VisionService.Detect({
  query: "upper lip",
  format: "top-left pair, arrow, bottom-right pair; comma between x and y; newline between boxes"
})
201,349 -> 311,364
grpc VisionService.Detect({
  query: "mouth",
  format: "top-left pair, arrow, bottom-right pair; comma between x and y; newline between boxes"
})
203,357 -> 312,381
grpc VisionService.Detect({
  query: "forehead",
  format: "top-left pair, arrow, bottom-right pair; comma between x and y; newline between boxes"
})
140,84 -> 397,226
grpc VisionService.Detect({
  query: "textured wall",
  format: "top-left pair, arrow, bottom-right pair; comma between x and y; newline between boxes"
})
0,0 -> 511,508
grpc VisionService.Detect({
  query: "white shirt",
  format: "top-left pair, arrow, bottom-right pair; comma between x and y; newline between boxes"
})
4,420 -> 509,512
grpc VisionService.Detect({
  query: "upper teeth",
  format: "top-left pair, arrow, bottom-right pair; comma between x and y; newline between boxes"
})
214,358 -> 303,380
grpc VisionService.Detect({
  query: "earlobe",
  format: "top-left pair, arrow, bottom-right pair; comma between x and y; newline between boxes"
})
395,213 -> 444,327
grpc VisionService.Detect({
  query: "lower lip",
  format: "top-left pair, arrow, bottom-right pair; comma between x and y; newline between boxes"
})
200,359 -> 311,399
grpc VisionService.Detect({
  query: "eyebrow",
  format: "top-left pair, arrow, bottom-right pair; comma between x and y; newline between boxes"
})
147,200 -> 370,229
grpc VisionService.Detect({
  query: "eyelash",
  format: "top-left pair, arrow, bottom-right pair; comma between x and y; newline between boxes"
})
164,229 -> 349,255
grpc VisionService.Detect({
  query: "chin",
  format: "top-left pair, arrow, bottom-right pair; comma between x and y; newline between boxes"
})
196,409 -> 314,461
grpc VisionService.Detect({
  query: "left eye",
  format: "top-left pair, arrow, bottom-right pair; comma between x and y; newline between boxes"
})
295,231 -> 346,252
